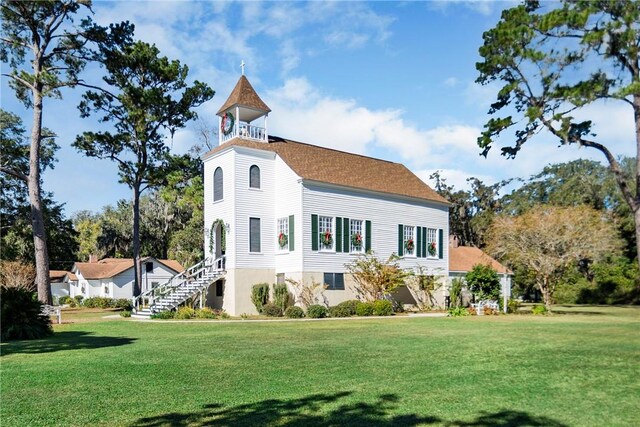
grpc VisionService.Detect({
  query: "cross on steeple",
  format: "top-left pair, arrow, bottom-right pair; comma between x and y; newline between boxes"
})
240,60 -> 245,75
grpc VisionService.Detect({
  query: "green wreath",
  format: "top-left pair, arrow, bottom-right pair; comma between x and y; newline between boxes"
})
221,112 -> 235,135
351,232 -> 363,249
321,231 -> 333,247
404,239 -> 415,252
428,242 -> 437,256
278,232 -> 288,249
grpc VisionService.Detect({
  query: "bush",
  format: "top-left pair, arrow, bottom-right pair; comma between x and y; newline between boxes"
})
219,310 -> 230,319
58,295 -> 73,305
449,278 -> 464,308
120,310 -> 131,318
285,306 -> 305,318
262,303 -> 283,317
448,306 -> 469,317
531,304 -> 548,315
113,298 -> 132,310
465,264 -> 501,300
175,306 -> 196,319
151,310 -> 175,319
71,295 -> 84,307
251,283 -> 270,313
307,304 -> 328,319
329,304 -> 352,318
373,300 -> 393,316
1,286 -> 53,340
272,283 -> 291,312
83,297 -> 113,309
195,308 -> 217,319
507,299 -> 520,314
338,300 -> 359,315
355,301 -> 375,316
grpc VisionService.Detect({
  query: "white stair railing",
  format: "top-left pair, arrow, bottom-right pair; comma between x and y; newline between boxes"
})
132,255 -> 225,313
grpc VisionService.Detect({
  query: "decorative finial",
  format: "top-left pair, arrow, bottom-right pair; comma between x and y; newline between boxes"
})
240,60 -> 245,75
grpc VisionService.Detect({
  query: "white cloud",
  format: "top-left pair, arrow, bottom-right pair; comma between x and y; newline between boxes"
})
444,77 -> 458,87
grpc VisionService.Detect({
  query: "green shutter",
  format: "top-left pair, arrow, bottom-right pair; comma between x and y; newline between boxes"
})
365,220 -> 372,252
289,215 -> 295,251
398,224 -> 404,256
422,227 -> 427,257
343,217 -> 350,253
336,217 -> 343,252
311,214 -> 318,251
416,226 -> 423,258
438,228 -> 444,259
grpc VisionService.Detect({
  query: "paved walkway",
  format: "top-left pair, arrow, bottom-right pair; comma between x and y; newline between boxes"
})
128,312 -> 447,323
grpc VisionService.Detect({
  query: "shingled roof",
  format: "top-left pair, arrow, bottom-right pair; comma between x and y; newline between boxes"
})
74,257 -> 184,280
449,245 -> 511,274
204,137 -> 449,205
216,75 -> 271,115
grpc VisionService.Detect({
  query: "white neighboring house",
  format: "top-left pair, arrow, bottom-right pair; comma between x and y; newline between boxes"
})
448,236 -> 513,305
202,74 -> 451,315
70,257 -> 184,299
50,270 -> 74,299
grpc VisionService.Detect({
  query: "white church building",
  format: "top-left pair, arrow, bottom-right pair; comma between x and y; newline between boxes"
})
202,74 -> 451,315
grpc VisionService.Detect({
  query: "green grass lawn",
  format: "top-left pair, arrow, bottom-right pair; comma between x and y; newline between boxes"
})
2,306 -> 638,427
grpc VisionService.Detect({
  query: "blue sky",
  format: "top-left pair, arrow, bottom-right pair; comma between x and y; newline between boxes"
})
2,1 -> 635,216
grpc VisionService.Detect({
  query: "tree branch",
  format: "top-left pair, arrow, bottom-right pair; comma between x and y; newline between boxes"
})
0,166 -> 28,183
1,72 -> 35,91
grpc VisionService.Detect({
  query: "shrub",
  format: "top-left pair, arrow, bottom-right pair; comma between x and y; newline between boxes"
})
449,278 -> 464,308
113,298 -> 132,310
329,304 -> 352,318
531,304 -> 548,315
175,306 -> 196,319
1,286 -> 53,340
195,308 -> 217,319
507,299 -> 520,314
120,310 -> 131,318
83,297 -> 113,309
151,310 -> 175,319
219,310 -> 230,319
465,264 -> 501,300
355,301 -> 375,316
337,300 -> 359,316
483,305 -> 498,315
285,306 -> 305,318
72,295 -> 84,307
448,306 -> 469,317
251,283 -> 270,313
58,295 -> 73,305
262,303 -> 283,317
272,283 -> 291,312
307,304 -> 328,319
373,300 -> 393,316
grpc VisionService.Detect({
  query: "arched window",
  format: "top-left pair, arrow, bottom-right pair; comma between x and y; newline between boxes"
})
213,167 -> 223,201
249,165 -> 261,189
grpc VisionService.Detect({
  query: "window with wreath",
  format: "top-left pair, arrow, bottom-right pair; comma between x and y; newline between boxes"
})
277,217 -> 289,251
319,216 -> 334,251
403,225 -> 415,256
249,165 -> 260,189
427,228 -> 438,257
213,167 -> 223,201
350,219 -> 364,253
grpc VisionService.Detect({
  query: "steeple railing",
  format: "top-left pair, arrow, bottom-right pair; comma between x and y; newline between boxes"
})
221,121 -> 266,143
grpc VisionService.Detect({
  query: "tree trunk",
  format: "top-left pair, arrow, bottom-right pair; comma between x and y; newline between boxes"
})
634,94 -> 640,272
132,185 -> 142,297
538,277 -> 552,310
30,89 -> 52,305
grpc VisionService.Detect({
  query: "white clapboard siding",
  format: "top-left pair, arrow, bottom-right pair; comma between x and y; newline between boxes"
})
302,183 -> 449,273
233,147 -> 276,269
203,149 -> 236,267
274,156 -> 303,273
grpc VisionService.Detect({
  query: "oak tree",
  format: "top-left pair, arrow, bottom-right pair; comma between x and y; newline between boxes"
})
476,1 -> 640,268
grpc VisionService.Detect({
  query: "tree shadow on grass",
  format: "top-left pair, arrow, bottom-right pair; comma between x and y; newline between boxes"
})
129,392 -> 568,427
0,331 -> 137,356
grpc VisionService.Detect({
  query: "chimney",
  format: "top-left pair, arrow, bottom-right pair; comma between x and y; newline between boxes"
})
89,254 -> 98,263
449,235 -> 459,248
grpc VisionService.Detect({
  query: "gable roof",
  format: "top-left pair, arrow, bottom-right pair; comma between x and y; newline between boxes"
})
216,75 -> 271,115
449,245 -> 511,274
73,257 -> 184,280
50,270 -> 70,282
204,137 -> 449,205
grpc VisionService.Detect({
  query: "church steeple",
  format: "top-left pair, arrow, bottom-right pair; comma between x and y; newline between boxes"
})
217,70 -> 270,144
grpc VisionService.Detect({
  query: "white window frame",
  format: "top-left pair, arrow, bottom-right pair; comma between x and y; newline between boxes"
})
318,215 -> 334,252
350,219 -> 365,254
213,167 -> 223,202
277,217 -> 289,252
249,165 -> 261,190
427,228 -> 438,258
404,225 -> 416,257
249,217 -> 262,254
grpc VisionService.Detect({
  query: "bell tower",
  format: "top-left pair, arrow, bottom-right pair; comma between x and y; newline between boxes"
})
217,64 -> 271,144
